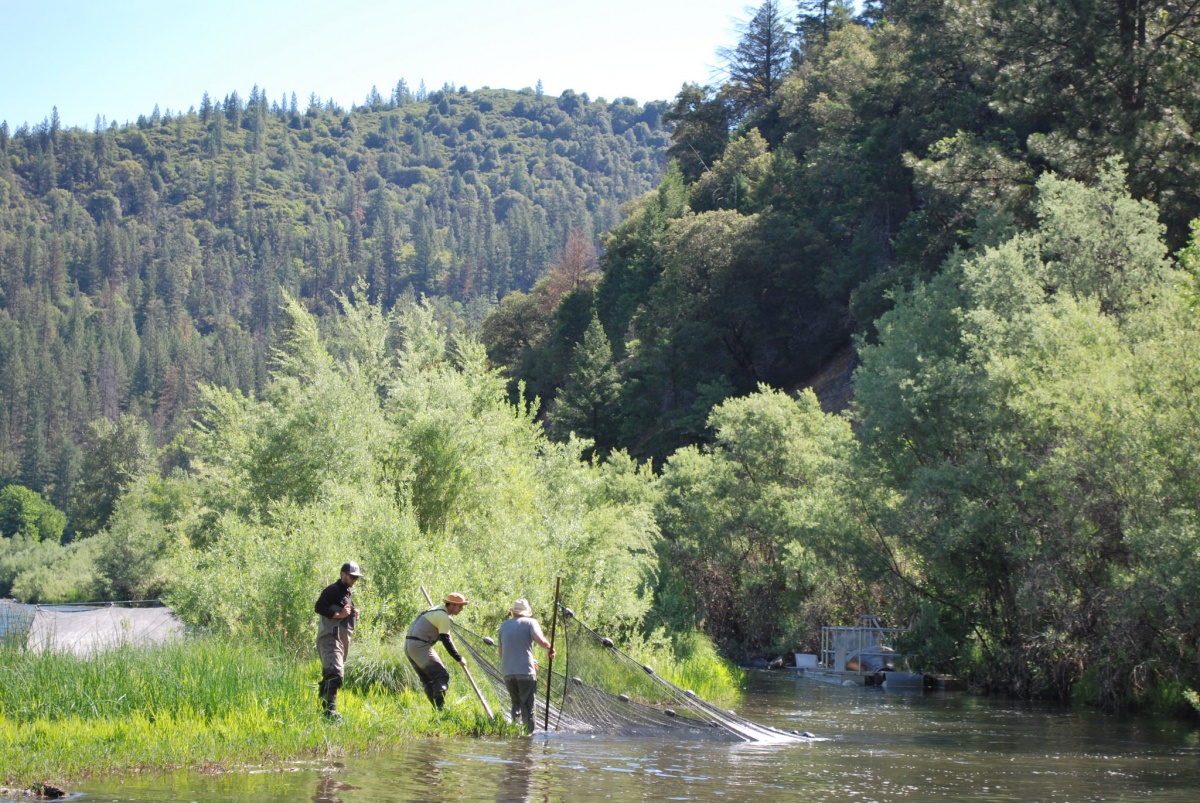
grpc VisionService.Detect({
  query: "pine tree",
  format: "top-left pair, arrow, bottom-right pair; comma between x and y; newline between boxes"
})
549,314 -> 622,453
796,0 -> 855,57
70,414 -> 156,539
718,0 -> 792,119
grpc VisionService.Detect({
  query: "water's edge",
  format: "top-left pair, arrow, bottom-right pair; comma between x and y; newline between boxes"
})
19,671 -> 1200,802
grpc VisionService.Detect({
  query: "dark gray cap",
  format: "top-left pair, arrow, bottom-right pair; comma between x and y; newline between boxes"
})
341,561 -> 363,577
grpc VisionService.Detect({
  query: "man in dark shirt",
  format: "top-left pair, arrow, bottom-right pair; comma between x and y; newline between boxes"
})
314,561 -> 362,721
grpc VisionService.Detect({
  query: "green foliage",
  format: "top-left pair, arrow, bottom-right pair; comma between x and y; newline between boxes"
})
0,485 -> 65,543
0,535 -> 99,602
0,88 -> 669,514
548,314 -> 622,452
983,0 -> 1200,242
892,603 -> 972,677
855,169 -> 1200,704
489,1 -> 1200,473
91,473 -> 194,600
5,0 -> 1200,723
651,629 -> 745,706
70,414 -> 157,539
163,292 -> 660,651
655,386 -> 869,656
662,85 -> 730,183
689,128 -> 772,213
0,637 -> 509,788
718,0 -> 793,120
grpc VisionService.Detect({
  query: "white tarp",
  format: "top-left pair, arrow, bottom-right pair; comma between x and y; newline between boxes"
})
15,602 -> 184,655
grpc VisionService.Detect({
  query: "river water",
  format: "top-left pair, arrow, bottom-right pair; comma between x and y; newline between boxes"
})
60,671 -> 1200,801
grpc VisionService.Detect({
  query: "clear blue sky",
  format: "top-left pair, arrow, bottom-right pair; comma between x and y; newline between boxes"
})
1,0 -> 756,130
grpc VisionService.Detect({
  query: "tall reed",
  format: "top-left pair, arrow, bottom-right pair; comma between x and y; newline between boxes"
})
0,637 -> 506,788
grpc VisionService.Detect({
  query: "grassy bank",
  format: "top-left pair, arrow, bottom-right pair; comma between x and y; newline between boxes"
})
0,637 -> 510,789
0,633 -> 745,789
654,631 -> 745,705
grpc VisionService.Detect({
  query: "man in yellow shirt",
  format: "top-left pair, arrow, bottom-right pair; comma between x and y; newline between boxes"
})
405,591 -> 469,710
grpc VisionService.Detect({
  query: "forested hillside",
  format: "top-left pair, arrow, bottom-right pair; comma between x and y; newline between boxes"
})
0,84 -> 669,520
490,0 -> 1200,460
479,0 -> 1200,713
4,0 -> 1200,717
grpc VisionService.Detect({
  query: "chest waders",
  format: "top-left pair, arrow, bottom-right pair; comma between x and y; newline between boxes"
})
406,609 -> 453,709
317,616 -> 353,720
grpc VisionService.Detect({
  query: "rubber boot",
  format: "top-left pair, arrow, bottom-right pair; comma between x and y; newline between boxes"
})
325,701 -> 342,722
423,681 -> 447,710
323,678 -> 343,722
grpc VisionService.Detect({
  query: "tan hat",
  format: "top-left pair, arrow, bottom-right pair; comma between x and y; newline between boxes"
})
443,592 -> 470,606
509,598 -> 533,617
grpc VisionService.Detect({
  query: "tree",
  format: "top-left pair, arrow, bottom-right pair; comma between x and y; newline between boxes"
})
663,84 -> 731,183
0,485 -> 66,543
70,415 -> 157,539
718,0 -> 793,119
853,165 -> 1191,703
594,163 -> 688,355
656,387 -> 866,655
549,314 -> 622,452
481,291 -> 550,380
796,0 -> 855,57
540,229 -> 600,313
916,0 -> 1200,247
172,295 -> 660,646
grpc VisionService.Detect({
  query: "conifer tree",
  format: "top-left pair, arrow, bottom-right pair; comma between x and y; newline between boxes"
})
796,0 -> 854,56
550,314 -> 621,452
718,0 -> 792,119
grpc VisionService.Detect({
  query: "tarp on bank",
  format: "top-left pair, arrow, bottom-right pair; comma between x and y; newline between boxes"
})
0,599 -> 184,655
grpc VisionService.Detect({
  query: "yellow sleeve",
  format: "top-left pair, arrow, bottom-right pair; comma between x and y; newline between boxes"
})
425,609 -> 453,634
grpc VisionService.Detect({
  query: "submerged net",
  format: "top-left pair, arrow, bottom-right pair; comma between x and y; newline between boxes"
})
453,604 -> 807,743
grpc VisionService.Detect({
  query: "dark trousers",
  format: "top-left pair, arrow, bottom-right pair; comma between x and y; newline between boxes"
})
316,619 -> 352,712
505,675 -> 538,733
406,640 -> 451,709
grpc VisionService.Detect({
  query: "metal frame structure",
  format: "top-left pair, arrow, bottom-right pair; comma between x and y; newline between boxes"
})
818,613 -> 908,678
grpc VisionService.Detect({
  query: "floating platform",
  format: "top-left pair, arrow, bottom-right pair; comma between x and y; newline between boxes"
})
796,667 -> 964,691
792,615 -> 965,691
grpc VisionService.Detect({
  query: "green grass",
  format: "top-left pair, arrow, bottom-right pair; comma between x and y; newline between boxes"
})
0,637 -> 509,789
655,632 -> 745,706
542,626 -> 745,708
0,630 -> 737,790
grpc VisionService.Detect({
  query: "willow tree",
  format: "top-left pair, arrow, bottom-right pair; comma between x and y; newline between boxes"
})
855,164 -> 1200,708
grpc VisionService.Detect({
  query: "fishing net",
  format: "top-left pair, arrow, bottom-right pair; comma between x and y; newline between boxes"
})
453,604 -> 808,743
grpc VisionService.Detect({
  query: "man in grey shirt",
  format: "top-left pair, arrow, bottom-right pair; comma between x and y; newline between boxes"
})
497,598 -> 555,733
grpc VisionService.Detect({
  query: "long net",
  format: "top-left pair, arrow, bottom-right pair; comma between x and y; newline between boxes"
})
453,603 -> 808,743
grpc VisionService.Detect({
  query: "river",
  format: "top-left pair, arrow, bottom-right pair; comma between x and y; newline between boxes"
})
53,671 -> 1200,801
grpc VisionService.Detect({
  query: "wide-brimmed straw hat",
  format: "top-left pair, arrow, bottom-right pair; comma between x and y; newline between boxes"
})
443,592 -> 470,606
509,598 -> 533,617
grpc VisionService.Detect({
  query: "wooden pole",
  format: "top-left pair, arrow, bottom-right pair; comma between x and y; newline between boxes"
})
542,576 -> 562,732
420,586 -> 493,718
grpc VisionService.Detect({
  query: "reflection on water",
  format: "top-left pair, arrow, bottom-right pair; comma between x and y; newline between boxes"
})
495,740 -> 538,802
51,672 -> 1200,802
312,771 -> 359,803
